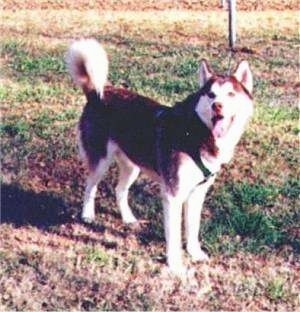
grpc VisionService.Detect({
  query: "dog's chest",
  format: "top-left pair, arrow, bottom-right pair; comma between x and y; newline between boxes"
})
175,152 -> 209,198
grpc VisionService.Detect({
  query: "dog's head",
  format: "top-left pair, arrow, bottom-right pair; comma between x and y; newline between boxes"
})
195,60 -> 253,139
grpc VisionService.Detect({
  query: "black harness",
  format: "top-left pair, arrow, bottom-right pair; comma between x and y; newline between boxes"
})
155,108 -> 216,185
194,157 -> 215,184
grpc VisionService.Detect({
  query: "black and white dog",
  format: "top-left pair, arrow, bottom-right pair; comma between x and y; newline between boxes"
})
67,39 -> 253,275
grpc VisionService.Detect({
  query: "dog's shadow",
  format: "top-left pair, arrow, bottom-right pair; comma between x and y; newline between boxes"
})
130,181 -> 165,244
1,182 -> 165,245
1,183 -> 70,228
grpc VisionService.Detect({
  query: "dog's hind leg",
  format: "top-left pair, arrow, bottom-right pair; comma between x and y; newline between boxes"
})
81,159 -> 110,223
115,151 -> 140,223
81,142 -> 116,223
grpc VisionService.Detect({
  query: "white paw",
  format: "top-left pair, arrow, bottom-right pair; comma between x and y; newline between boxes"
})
167,257 -> 188,278
121,209 -> 138,224
81,212 -> 95,224
168,263 -> 188,279
123,216 -> 138,224
187,245 -> 209,262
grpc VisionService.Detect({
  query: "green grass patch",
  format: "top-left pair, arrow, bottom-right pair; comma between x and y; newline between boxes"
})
2,84 -> 69,105
108,47 -> 202,104
32,109 -> 78,139
2,108 -> 78,140
2,39 -> 66,83
0,119 -> 31,141
131,182 -> 165,242
254,104 -> 299,125
267,278 -> 286,301
1,40 -> 26,58
203,181 -> 298,255
281,178 -> 300,200
85,247 -> 110,267
12,54 -> 65,76
213,182 -> 279,211
0,85 -> 9,101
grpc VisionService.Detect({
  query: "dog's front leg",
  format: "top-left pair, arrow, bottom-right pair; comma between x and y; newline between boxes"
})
162,193 -> 186,276
184,177 -> 215,261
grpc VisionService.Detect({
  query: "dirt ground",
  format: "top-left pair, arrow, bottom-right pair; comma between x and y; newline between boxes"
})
3,0 -> 299,11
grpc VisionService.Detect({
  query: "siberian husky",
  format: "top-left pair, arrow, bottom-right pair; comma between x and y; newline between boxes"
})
66,39 -> 253,275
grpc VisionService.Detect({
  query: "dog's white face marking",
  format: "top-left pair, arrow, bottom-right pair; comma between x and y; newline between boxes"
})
196,60 -> 253,141
196,80 -> 253,138
195,60 -> 254,172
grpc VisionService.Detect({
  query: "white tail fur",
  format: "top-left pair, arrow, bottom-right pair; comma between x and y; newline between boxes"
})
66,39 -> 108,98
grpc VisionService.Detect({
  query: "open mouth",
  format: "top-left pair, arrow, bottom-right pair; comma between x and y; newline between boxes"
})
212,115 -> 235,138
211,114 -> 224,126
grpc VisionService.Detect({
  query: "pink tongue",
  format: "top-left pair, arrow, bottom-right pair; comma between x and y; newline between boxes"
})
213,119 -> 230,138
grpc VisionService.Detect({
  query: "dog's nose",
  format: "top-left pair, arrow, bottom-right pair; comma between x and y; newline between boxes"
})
212,102 -> 223,114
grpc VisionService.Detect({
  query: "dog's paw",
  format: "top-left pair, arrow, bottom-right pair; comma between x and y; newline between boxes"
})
121,210 -> 138,224
81,214 -> 95,224
122,215 -> 137,224
187,245 -> 209,262
162,265 -> 199,286
167,262 -> 188,279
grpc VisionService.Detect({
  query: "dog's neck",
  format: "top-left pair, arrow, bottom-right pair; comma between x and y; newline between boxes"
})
201,113 -> 250,173
166,101 -> 218,172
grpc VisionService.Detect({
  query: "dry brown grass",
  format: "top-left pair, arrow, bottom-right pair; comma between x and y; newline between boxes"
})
3,0 -> 299,10
1,10 -> 298,41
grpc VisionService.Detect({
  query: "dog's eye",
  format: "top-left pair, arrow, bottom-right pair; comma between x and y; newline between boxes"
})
207,92 -> 215,99
228,92 -> 235,97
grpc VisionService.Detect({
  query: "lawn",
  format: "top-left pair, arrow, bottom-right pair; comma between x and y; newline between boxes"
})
1,5 -> 299,311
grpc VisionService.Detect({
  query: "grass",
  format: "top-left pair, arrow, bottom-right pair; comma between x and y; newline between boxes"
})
267,278 -> 286,301
1,6 -> 299,311
85,247 -> 110,267
202,181 -> 299,255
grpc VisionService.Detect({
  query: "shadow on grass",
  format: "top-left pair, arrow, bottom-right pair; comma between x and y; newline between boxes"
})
0,181 -> 164,247
1,183 -> 70,228
130,182 -> 165,244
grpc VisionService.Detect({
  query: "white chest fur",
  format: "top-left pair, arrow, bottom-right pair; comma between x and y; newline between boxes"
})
175,152 -> 212,201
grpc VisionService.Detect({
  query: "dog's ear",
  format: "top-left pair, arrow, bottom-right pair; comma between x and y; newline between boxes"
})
199,59 -> 213,88
234,60 -> 253,94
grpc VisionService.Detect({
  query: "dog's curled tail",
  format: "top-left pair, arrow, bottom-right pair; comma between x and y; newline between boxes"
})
66,39 -> 108,99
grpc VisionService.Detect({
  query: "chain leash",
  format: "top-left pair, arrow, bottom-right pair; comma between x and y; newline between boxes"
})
226,48 -> 235,76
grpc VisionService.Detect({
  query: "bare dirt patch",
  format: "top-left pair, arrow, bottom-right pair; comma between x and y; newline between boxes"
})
3,0 -> 299,11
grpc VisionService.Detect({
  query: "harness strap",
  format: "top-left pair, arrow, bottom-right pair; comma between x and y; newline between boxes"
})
195,157 -> 212,178
155,108 -> 216,183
